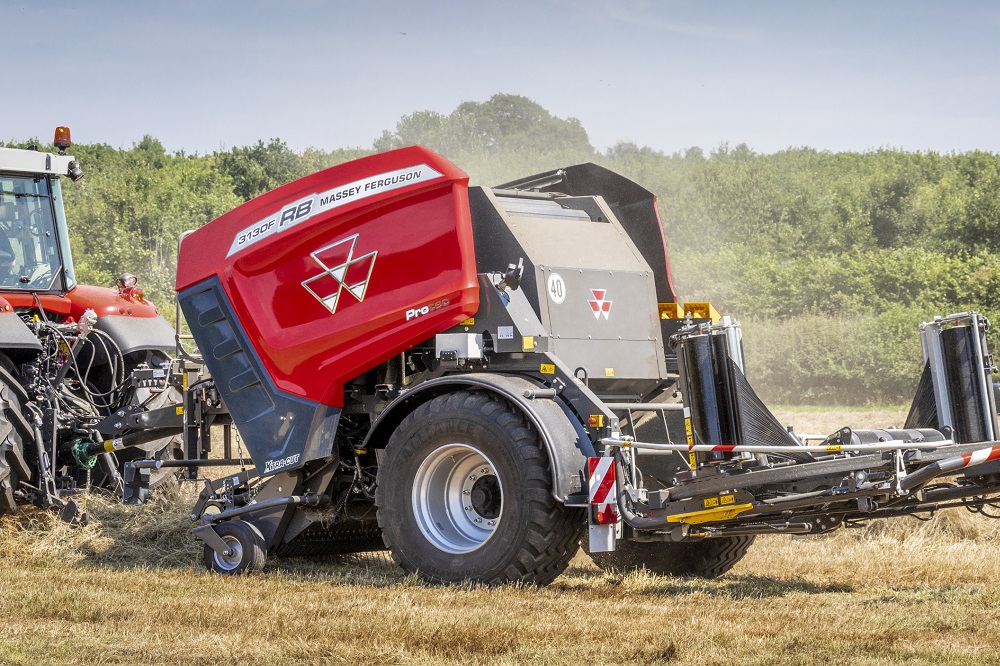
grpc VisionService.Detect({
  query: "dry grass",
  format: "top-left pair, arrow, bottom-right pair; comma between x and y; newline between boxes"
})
770,405 -> 911,438
1,406 -> 999,665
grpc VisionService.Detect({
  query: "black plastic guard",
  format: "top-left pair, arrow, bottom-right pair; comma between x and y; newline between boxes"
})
904,361 -> 938,430
178,277 -> 340,475
95,313 -> 176,356
0,312 -> 42,361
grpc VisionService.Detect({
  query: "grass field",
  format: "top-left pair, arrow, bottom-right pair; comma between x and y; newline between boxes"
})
3,406 -> 1000,666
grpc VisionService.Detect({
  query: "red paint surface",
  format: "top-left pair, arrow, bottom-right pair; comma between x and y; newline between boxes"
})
0,285 -> 160,319
176,147 -> 480,407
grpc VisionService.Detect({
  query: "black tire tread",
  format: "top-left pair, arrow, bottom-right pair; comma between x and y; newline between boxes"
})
0,362 -> 29,516
588,535 -> 755,579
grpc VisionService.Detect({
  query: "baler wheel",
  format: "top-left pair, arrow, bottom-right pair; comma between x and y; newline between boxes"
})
203,520 -> 267,574
587,535 -> 755,579
375,391 -> 584,586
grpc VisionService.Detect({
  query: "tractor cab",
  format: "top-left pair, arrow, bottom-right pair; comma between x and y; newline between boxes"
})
0,127 -> 82,295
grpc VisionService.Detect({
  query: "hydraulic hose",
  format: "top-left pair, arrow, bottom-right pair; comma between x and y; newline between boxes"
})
613,455 -> 672,530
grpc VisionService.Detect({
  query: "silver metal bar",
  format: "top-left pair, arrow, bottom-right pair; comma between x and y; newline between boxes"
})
604,403 -> 684,411
923,318 -> 953,433
970,314 -> 997,442
601,437 -> 955,454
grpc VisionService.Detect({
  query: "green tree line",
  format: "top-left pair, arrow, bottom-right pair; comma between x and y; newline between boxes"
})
6,93 -> 1000,405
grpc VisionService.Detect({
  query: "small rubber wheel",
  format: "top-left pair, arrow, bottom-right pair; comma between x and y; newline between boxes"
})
586,535 -> 755,579
203,520 -> 267,574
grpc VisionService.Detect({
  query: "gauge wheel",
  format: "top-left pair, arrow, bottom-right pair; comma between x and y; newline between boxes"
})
203,520 -> 267,574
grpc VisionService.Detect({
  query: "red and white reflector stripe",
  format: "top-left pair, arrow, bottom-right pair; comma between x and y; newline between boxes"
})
588,457 -> 617,525
960,445 -> 1000,468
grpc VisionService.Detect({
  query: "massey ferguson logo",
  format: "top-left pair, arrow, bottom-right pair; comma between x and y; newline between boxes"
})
301,234 -> 377,315
589,289 -> 612,320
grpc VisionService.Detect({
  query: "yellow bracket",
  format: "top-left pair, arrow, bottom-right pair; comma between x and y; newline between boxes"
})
684,302 -> 721,323
658,302 -> 684,319
665,503 -> 754,525
658,301 -> 722,323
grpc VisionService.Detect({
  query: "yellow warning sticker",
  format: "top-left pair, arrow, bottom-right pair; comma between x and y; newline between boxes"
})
720,494 -> 735,506
460,317 -> 475,326
689,452 -> 697,470
825,445 -> 842,453
703,497 -> 720,508
540,363 -> 555,375
605,368 -> 615,377
522,336 -> 535,351
685,419 -> 693,436
176,406 -> 184,415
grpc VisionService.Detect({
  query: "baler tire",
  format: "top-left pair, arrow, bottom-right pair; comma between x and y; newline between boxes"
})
375,391 -> 584,586
587,535 -> 755,579
203,520 -> 267,574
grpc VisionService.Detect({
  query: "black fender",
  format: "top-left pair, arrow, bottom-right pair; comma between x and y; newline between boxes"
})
0,312 -> 41,362
363,374 -> 594,505
94,314 -> 175,357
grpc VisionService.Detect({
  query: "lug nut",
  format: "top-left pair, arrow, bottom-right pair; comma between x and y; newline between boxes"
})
474,518 -> 482,523
465,506 -> 472,511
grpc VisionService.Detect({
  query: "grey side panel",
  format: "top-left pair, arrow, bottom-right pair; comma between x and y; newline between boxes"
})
497,162 -> 677,305
95,314 -> 176,355
0,312 -> 41,355
178,277 -> 340,475
364,373 -> 594,503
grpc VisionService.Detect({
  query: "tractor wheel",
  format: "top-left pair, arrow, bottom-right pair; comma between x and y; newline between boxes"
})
0,361 -> 31,516
127,383 -> 186,488
375,391 -> 584,586
203,520 -> 267,574
587,535 -> 755,579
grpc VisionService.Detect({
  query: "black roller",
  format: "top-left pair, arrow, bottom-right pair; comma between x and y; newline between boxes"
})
941,324 -> 991,443
679,333 -> 733,461
675,324 -> 808,465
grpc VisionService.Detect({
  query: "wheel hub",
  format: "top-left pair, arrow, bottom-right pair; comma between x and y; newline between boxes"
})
412,443 -> 504,554
470,475 -> 501,519
213,535 -> 243,571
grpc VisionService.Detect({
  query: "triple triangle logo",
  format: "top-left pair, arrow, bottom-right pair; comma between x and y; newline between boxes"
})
588,288 -> 612,320
301,234 -> 377,315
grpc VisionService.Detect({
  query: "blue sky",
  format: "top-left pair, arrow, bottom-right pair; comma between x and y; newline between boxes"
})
5,1 -> 1000,155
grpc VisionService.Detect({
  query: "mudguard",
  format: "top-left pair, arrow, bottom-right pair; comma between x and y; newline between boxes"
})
94,314 -> 174,356
363,374 -> 594,504
0,299 -> 41,361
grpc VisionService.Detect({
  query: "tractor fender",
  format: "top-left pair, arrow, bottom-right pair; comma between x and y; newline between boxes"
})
93,314 -> 175,357
0,298 -> 41,362
363,374 -> 594,505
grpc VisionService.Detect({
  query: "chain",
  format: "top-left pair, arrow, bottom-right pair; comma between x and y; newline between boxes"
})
234,427 -> 247,472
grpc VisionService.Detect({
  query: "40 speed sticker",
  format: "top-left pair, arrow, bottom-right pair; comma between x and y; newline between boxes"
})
547,273 -> 566,304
